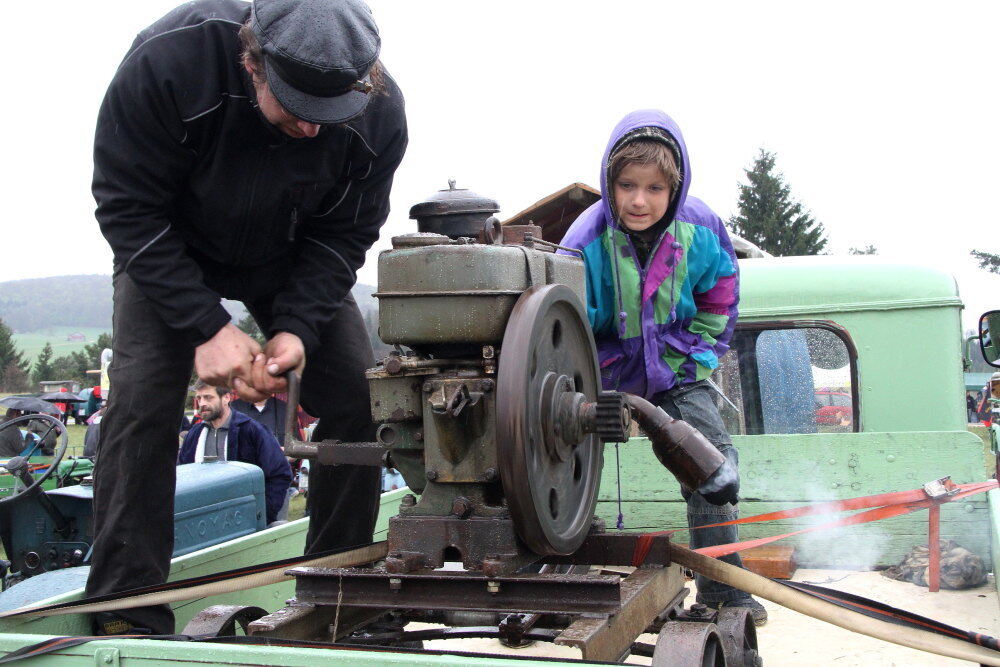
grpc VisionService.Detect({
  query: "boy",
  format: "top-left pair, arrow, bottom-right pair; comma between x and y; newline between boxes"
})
560,109 -> 765,625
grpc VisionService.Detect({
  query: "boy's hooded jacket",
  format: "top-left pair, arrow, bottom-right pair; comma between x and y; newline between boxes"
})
560,110 -> 738,400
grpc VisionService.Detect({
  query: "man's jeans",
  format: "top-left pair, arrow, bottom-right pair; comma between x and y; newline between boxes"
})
658,380 -> 750,605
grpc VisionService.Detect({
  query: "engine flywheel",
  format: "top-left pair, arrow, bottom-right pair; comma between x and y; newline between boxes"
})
497,284 -> 605,555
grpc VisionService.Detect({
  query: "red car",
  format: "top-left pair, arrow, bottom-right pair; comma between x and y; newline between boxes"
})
815,389 -> 852,425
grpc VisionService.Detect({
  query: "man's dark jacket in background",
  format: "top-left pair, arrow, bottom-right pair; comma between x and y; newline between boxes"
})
230,397 -> 287,445
178,410 -> 292,523
0,425 -> 25,458
93,0 -> 408,352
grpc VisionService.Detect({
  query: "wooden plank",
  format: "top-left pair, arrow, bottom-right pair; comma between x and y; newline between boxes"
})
600,431 -> 988,503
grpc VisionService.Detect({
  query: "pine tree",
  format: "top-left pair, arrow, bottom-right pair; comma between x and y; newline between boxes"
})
83,333 -> 112,369
971,250 -> 1000,275
728,149 -> 828,256
236,314 -> 265,346
32,342 -> 55,384
0,318 -> 29,390
50,351 -> 90,385
1,363 -> 30,393
849,245 -> 878,255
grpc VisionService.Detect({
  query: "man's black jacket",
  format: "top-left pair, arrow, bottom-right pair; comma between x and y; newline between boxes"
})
93,0 -> 408,352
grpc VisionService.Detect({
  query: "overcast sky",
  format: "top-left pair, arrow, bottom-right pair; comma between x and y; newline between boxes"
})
4,1 -> 999,331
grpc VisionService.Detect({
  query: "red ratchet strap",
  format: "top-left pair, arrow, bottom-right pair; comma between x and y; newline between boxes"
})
631,480 -> 998,567
0,464 -> 49,474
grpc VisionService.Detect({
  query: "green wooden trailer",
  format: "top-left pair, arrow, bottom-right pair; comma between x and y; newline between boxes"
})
0,256 -> 993,665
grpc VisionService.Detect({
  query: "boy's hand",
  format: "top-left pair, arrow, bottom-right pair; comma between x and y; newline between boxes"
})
245,332 -> 305,397
696,454 -> 740,506
195,324 -> 262,395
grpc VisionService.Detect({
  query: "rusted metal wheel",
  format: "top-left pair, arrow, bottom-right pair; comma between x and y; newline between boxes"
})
715,607 -> 761,666
182,605 -> 269,637
652,621 -> 727,666
497,284 -> 604,555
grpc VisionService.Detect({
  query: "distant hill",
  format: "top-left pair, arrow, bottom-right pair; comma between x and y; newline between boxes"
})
0,274 -> 379,334
0,275 -> 113,332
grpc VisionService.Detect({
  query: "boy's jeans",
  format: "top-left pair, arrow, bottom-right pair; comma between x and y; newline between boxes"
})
658,380 -> 750,605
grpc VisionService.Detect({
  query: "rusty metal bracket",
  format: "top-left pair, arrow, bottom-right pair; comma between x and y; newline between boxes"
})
540,532 -> 671,567
555,565 -> 684,662
282,371 -> 386,466
291,567 -> 623,615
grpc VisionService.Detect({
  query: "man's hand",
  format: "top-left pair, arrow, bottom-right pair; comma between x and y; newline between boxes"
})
194,324 -> 262,398
249,332 -> 305,396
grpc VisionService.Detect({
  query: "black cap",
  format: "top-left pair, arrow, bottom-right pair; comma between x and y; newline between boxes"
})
251,0 -> 380,124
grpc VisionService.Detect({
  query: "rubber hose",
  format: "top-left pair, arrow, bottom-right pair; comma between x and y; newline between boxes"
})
670,543 -> 1000,666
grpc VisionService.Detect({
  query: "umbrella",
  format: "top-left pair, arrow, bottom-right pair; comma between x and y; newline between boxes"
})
37,392 -> 85,403
0,396 -> 61,414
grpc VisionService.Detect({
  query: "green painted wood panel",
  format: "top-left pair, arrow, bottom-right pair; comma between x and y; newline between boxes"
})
597,432 -> 992,567
0,489 -> 409,637
0,632 -> 548,666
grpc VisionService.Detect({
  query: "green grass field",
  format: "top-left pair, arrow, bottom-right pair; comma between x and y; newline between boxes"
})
13,327 -> 110,364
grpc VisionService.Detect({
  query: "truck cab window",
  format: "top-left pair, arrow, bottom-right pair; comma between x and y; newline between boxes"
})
716,323 -> 859,435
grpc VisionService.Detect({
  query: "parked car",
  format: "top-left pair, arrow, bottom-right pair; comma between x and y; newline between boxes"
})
815,388 -> 853,425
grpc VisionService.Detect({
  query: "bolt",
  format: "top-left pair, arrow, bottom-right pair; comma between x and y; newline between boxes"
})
482,345 -> 495,359
401,494 -> 416,507
487,580 -> 500,594
426,470 -> 439,481
451,497 -> 472,518
828,459 -> 836,465
385,357 -> 403,375
886,455 -> 896,462
484,467 -> 498,481
481,379 -> 495,392
104,655 -> 113,664
414,430 -> 424,441
389,577 -> 402,591
689,603 -> 708,617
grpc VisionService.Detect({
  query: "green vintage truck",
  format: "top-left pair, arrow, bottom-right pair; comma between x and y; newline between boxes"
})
596,255 -> 995,571
0,253 -> 992,665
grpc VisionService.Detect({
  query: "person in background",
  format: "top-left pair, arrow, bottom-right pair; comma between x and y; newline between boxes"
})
84,407 -> 106,460
75,388 -> 93,425
230,395 -> 288,446
178,381 -> 292,525
0,410 -> 27,458
0,409 -> 56,457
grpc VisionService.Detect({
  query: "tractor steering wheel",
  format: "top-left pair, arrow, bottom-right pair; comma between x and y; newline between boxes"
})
0,413 -> 69,505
